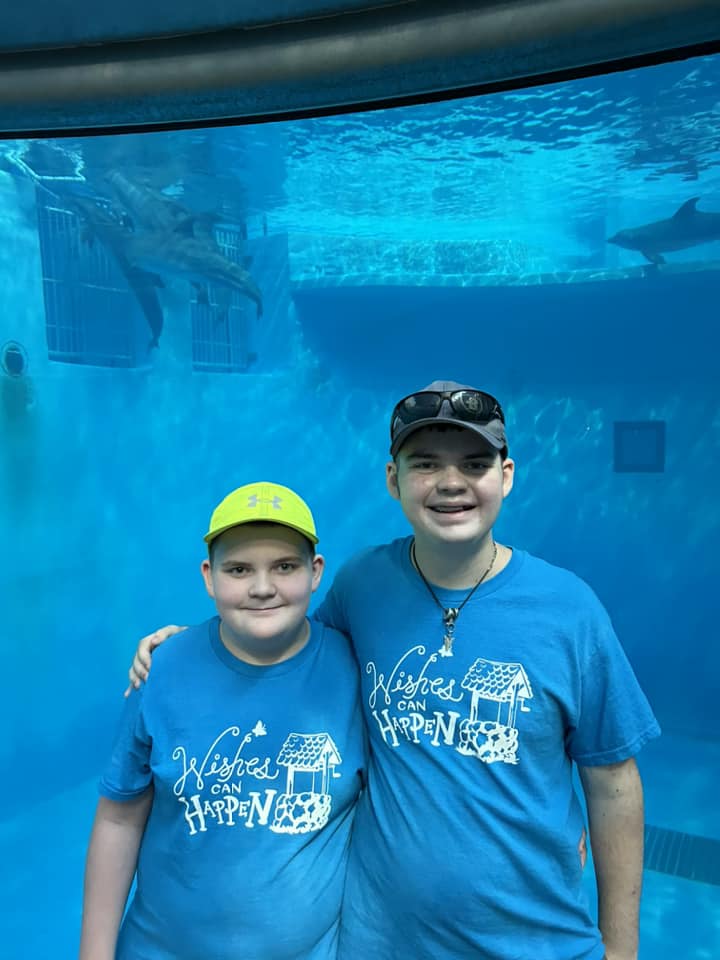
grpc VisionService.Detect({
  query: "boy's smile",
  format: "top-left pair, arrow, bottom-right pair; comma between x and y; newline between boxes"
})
426,496 -> 479,518
200,523 -> 324,665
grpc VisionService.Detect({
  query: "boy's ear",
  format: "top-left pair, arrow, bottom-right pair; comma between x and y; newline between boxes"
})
200,558 -> 215,598
310,553 -> 325,592
502,457 -> 515,498
386,461 -> 401,501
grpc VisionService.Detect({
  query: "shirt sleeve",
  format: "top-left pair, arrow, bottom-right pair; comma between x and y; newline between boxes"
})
565,595 -> 661,766
99,684 -> 153,800
313,576 -> 350,635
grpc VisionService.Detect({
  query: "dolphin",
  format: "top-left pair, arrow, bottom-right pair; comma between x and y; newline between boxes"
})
105,170 -> 262,315
129,230 -> 264,317
105,170 -> 209,237
68,195 -> 166,352
607,197 -> 720,264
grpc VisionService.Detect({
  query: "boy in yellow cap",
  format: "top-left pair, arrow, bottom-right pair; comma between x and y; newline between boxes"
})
80,482 -> 365,960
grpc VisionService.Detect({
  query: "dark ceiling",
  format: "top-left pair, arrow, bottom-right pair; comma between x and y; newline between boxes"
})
1,1 -> 719,135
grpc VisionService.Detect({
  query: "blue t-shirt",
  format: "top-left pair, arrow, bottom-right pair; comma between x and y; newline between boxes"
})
100,616 -> 365,960
315,539 -> 660,960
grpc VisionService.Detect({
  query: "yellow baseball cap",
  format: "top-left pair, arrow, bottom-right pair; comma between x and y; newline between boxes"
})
204,482 -> 319,546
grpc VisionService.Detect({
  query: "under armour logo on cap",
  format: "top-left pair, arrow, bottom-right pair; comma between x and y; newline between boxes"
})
248,494 -> 283,510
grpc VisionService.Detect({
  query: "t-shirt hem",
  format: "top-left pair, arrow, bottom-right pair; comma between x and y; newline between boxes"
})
98,782 -> 152,802
573,719 -> 661,767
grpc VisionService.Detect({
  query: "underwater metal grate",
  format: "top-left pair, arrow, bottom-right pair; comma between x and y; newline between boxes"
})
190,230 -> 290,374
37,190 -> 148,367
644,825 -> 720,886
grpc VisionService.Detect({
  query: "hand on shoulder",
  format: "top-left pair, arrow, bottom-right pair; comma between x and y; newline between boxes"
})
124,625 -> 188,697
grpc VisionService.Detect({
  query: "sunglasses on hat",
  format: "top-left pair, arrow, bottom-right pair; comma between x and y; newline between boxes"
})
390,389 -> 505,440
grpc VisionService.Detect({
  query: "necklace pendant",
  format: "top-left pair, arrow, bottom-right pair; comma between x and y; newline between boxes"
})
439,634 -> 454,658
440,608 -> 457,657
443,607 -> 459,629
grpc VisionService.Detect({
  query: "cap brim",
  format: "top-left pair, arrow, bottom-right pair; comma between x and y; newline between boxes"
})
204,518 -> 319,545
390,419 -> 505,458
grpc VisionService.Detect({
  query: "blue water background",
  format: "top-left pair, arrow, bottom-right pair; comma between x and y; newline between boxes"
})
0,53 -> 719,958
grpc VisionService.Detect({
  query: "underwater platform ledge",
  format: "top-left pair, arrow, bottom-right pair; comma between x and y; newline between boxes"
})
291,257 -> 719,385
291,256 -> 720,290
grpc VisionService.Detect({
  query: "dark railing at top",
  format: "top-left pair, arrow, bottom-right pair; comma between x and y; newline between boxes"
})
1,0 -> 720,136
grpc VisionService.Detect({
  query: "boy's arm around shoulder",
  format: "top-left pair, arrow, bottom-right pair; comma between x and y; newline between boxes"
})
79,788 -> 153,960
125,624 -> 188,696
313,547 -> 376,636
313,579 -> 348,635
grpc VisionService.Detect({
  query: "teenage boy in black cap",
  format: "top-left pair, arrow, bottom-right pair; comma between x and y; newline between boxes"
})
129,382 -> 659,960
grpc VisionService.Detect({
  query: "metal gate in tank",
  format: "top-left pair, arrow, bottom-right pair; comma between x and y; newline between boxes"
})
36,188 -> 153,368
34,178 -> 291,373
190,227 -> 290,375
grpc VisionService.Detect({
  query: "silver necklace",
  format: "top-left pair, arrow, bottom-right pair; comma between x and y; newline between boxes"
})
410,539 -> 498,658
